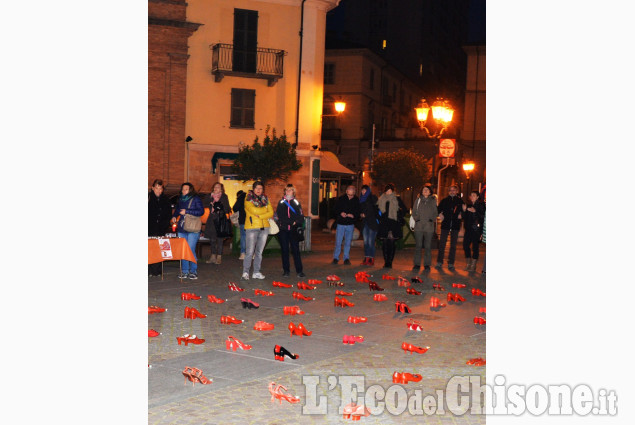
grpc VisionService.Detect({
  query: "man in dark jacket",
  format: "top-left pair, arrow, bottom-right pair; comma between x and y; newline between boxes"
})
232,190 -> 247,260
436,185 -> 464,270
332,185 -> 361,265
148,179 -> 172,276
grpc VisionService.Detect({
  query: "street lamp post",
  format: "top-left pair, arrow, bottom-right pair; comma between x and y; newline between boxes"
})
462,161 -> 475,194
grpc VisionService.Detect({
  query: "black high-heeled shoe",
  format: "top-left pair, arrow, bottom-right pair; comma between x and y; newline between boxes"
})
240,298 -> 260,309
274,344 -> 299,361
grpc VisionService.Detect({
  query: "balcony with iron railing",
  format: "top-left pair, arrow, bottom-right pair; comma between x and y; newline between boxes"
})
210,43 -> 285,86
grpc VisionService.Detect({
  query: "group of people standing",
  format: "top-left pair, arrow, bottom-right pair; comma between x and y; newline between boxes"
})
147,180 -> 305,280
331,183 -> 485,273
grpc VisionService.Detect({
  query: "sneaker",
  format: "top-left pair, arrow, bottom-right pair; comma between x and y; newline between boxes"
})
434,263 -> 442,269
343,259 -> 351,265
188,273 -> 198,280
252,272 -> 266,280
283,271 -> 290,277
332,259 -> 339,264
239,253 -> 245,260
297,272 -> 306,278
448,264 -> 455,270
241,272 -> 250,280
178,273 -> 189,279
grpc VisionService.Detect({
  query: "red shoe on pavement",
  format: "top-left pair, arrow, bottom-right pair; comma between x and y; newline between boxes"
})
225,335 -> 252,351
347,316 -> 368,323
220,315 -> 243,324
406,288 -> 421,295
254,321 -> 275,331
335,290 -> 353,296
368,282 -> 384,291
401,342 -> 430,355
181,292 -> 201,300
296,282 -> 316,290
373,293 -> 388,302
148,306 -> 167,314
308,279 -> 322,285
148,329 -> 160,337
228,282 -> 245,292
452,283 -> 467,288
207,294 -> 227,304
255,289 -> 275,296
177,334 -> 205,345
292,291 -> 315,301
406,319 -> 423,331
273,281 -> 293,288
473,316 -> 486,325
283,305 -> 305,315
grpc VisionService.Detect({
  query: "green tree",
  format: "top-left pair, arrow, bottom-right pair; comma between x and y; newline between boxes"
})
371,148 -> 430,191
232,126 -> 302,185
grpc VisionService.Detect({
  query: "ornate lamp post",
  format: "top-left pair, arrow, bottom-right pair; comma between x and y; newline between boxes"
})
462,161 -> 475,193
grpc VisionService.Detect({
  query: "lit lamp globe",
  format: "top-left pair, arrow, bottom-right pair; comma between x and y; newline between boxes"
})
414,99 -> 430,127
334,101 -> 346,113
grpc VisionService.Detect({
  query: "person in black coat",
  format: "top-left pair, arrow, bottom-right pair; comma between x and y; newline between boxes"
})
232,190 -> 247,260
359,184 -> 379,266
462,190 -> 485,272
377,183 -> 407,269
436,185 -> 464,270
332,185 -> 361,265
202,182 -> 232,265
148,179 -> 172,276
276,184 -> 305,278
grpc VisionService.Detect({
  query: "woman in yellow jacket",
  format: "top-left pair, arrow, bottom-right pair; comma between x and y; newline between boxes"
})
242,181 -> 274,280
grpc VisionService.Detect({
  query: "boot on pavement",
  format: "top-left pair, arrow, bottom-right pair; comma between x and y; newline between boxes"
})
206,254 -> 217,264
215,255 -> 222,265
469,258 -> 478,271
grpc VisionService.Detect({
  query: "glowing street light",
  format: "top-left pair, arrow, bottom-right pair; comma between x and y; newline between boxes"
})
415,98 -> 454,138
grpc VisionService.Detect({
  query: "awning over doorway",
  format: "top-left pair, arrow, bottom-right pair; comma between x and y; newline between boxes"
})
211,152 -> 238,173
319,151 -> 355,176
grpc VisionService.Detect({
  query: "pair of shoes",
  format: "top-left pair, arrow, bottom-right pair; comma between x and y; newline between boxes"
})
429,296 -> 446,308
184,307 -> 206,319
182,366 -> 212,386
220,315 -> 244,324
373,294 -> 388,301
274,345 -> 299,361
297,272 -> 306,278
424,265 -> 431,271
241,272 -> 250,280
361,257 -> 369,265
181,292 -> 201,300
254,321 -> 275,331
471,288 -> 486,297
269,381 -> 300,404
255,288 -> 274,296
177,272 -> 189,279
225,335 -> 252,351
177,334 -> 205,345
289,322 -> 312,337
293,291 -> 315,301
342,335 -> 364,345
238,252 -> 245,260
273,281 -> 293,288
297,282 -> 316,290
334,297 -> 355,307
395,301 -> 412,314
447,293 -> 466,302
406,288 -> 421,295
401,342 -> 430,354
347,315 -> 367,323
392,372 -> 423,384
283,305 -> 305,315
343,259 -> 351,265
228,282 -> 245,292
474,316 -> 486,325
406,319 -> 423,331
207,294 -> 226,303
435,263 -> 442,269
188,273 -> 198,280
368,282 -> 384,291
206,254 -> 216,264
240,298 -> 259,309
252,272 -> 266,280
332,258 -> 339,264
342,403 -> 371,420
282,271 -> 290,277
412,265 -> 420,272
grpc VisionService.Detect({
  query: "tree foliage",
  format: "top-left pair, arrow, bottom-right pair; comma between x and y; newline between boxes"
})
371,148 -> 430,191
232,126 -> 302,184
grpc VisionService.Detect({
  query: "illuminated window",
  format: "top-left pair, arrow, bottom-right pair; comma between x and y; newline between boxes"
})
382,39 -> 387,49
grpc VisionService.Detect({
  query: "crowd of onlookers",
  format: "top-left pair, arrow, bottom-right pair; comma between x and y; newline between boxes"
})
148,179 -> 485,279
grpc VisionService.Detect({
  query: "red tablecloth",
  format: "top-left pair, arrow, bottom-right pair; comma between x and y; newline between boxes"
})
148,238 -> 196,264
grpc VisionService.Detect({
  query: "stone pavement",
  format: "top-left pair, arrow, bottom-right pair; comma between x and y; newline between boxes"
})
148,230 -> 486,424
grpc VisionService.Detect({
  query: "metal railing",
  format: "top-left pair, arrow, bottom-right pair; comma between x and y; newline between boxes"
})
210,43 -> 284,82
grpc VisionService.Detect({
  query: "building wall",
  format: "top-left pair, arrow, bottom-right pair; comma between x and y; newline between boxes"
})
462,44 -> 485,188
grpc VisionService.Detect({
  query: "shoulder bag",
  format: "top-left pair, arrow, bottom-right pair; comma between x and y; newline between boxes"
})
183,198 -> 202,233
268,218 -> 279,235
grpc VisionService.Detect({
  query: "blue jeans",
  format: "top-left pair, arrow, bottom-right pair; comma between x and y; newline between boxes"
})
177,231 -> 200,274
239,224 -> 246,254
243,228 -> 269,274
362,224 -> 377,258
333,224 -> 354,260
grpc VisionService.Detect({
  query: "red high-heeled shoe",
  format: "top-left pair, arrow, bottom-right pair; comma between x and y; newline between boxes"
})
184,307 -> 207,319
228,282 -> 245,292
220,315 -> 243,324
406,288 -> 421,295
297,323 -> 312,337
453,283 -> 467,288
181,292 -> 201,300
382,274 -> 396,280
254,288 -> 275,296
335,290 -> 353,296
471,288 -> 486,297
368,282 -> 384,291
355,271 -> 370,282
347,316 -> 367,323
395,301 -> 411,314
254,321 -> 274,331
373,293 -> 387,301
292,291 -> 314,301
479,307 -> 486,313
288,322 -> 300,337
207,294 -> 226,304
411,276 -> 422,283
401,342 -> 430,354
148,306 -> 166,314
177,334 -> 205,345
402,372 -> 422,384
432,283 -> 446,291
240,297 -> 259,309
429,297 -> 446,308
334,297 -> 355,307
273,281 -> 293,288
296,282 -> 316,290
283,305 -> 305,315
308,279 -> 322,285
274,345 -> 299,361
397,277 -> 411,287
148,329 -> 160,337
225,335 -> 252,351
326,274 -> 341,281
268,382 -> 300,404
406,319 -> 423,331
392,372 -> 405,384
467,357 -> 486,366
342,335 -> 364,345
182,366 -> 212,386
473,316 -> 486,325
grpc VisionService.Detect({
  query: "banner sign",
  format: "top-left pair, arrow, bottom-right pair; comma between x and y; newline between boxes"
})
158,238 -> 173,260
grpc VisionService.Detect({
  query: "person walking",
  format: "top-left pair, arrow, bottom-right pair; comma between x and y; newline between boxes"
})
377,183 -> 407,269
411,184 -> 438,272
148,179 -> 172,277
242,181 -> 273,280
203,182 -> 231,265
171,182 -> 204,279
332,185 -> 360,265
359,184 -> 379,266
462,190 -> 485,272
276,184 -> 305,278
232,190 -> 247,260
435,185 -> 464,270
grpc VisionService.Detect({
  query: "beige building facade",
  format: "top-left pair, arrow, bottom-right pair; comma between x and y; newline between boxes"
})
461,44 -> 486,192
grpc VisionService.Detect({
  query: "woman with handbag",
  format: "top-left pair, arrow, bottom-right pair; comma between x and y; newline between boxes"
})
242,181 -> 274,281
148,179 -> 172,277
171,182 -> 204,279
203,182 -> 232,265
462,190 -> 486,272
276,184 -> 305,278
411,184 -> 438,272
377,183 -> 407,269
